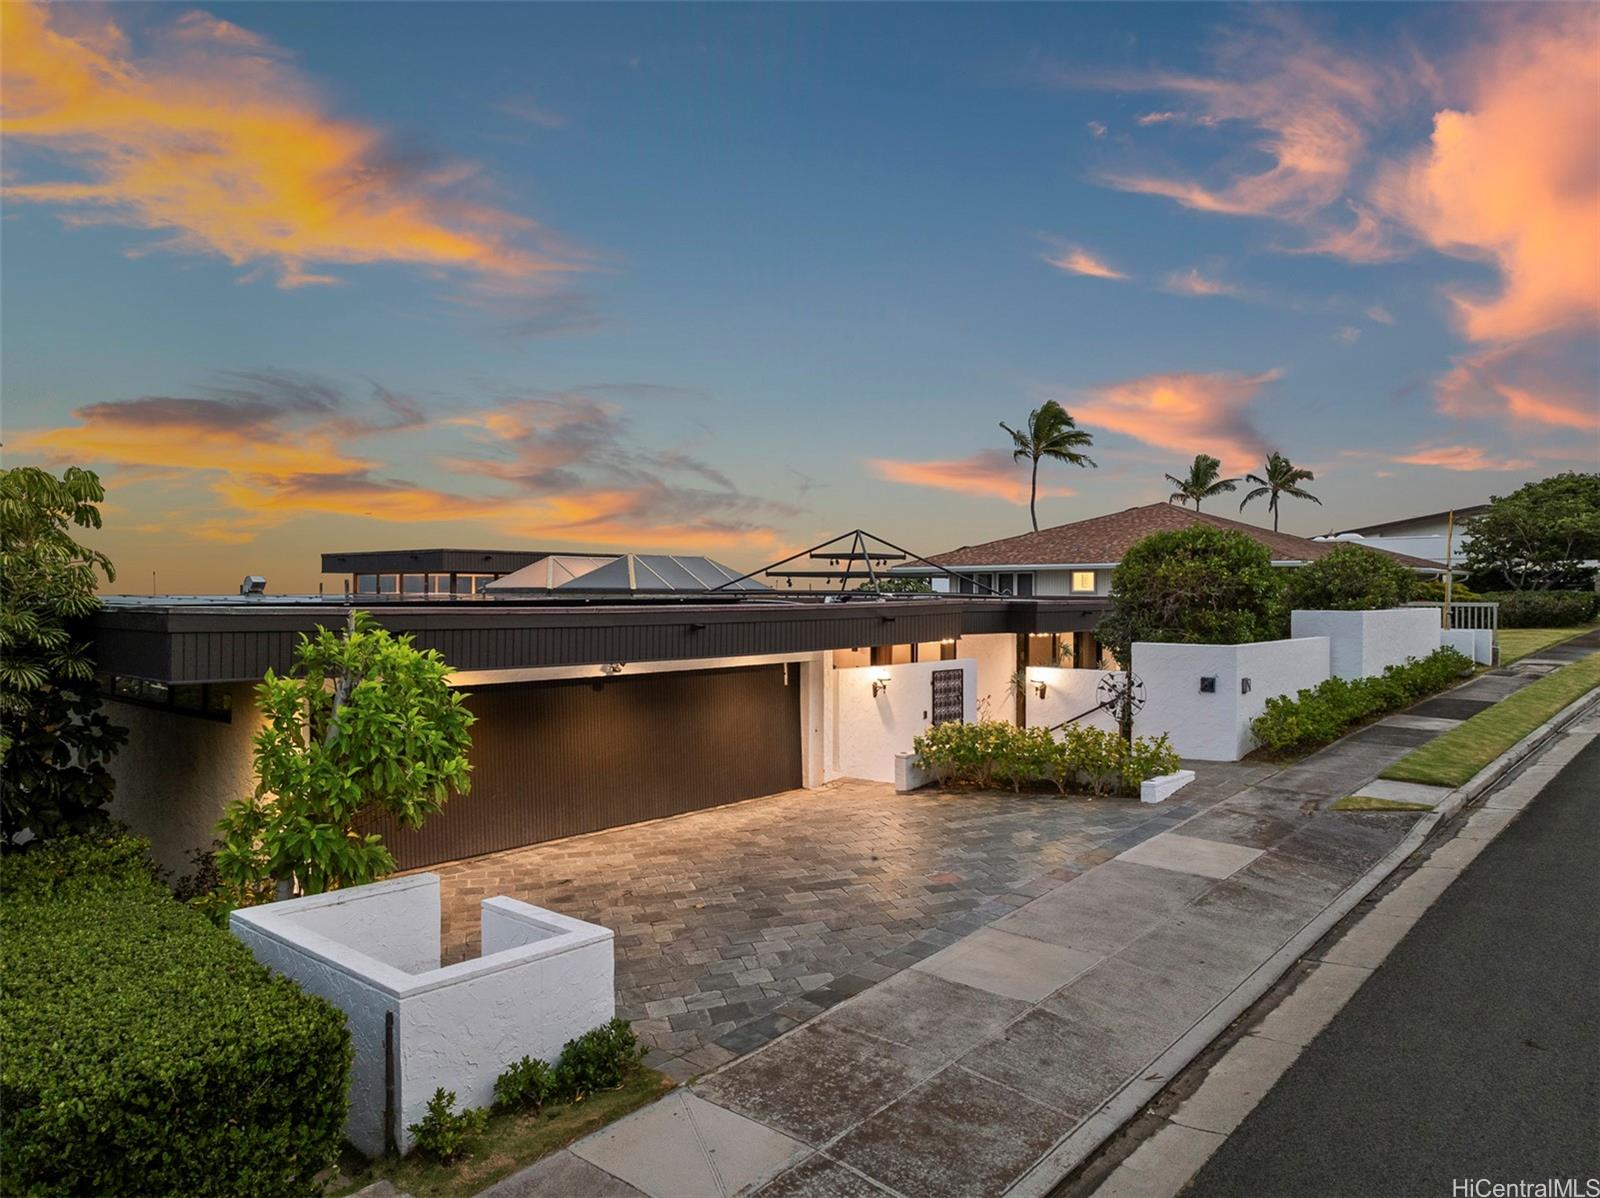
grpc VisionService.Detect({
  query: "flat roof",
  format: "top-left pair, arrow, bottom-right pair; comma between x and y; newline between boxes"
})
92,592 -> 1110,684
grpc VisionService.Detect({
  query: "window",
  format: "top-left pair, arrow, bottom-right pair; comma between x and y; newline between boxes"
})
1027,633 -> 1073,668
427,573 -> 451,594
1015,573 -> 1034,597
354,574 -> 378,595
454,573 -> 492,595
1071,571 -> 1096,593
377,573 -> 399,594
401,573 -> 427,595
100,675 -> 232,722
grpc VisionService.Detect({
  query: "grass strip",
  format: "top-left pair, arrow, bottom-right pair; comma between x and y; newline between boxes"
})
328,1069 -> 673,1198
1380,652 -> 1600,789
1332,795 -> 1437,812
1496,623 -> 1600,666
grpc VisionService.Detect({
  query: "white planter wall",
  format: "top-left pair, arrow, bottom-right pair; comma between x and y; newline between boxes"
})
956,633 -> 1019,723
830,658 -> 977,783
1291,607 -> 1442,681
231,874 -> 613,1158
1133,638 -> 1331,761
1023,667 -> 1121,734
1441,627 -> 1494,665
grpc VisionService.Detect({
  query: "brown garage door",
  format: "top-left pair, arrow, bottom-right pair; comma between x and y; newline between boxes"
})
362,664 -> 803,868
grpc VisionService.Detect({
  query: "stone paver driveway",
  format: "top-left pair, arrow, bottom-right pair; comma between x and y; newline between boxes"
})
429,768 -> 1269,1080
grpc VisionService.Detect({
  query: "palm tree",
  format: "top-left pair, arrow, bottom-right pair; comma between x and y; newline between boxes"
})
999,400 -> 1097,532
1165,454 -> 1240,512
1238,451 -> 1321,532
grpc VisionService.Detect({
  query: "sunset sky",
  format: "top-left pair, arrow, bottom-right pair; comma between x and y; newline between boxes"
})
4,2 -> 1596,593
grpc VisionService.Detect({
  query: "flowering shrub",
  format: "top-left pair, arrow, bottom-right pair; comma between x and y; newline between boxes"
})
1252,647 -> 1473,752
913,721 -> 1180,798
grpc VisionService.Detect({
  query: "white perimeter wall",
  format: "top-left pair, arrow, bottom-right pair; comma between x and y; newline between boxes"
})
830,659 -> 977,783
232,874 -> 613,1157
1133,638 -> 1331,761
956,633 -> 1018,723
106,684 -> 263,877
1291,608 -> 1442,680
1023,668 -> 1121,734
1442,627 -> 1494,665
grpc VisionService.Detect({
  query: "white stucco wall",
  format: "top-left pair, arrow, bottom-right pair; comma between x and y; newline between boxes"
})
1442,627 -> 1494,665
1291,608 -> 1442,681
1132,637 -> 1331,761
231,874 -> 613,1157
955,633 -> 1018,723
105,684 -> 263,877
1022,667 -> 1121,733
830,659 -> 977,783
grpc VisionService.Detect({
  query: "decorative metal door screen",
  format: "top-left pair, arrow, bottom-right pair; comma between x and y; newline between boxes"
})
930,669 -> 965,726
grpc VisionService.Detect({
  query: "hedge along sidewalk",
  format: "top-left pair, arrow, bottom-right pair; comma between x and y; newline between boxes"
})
1381,652 -> 1600,788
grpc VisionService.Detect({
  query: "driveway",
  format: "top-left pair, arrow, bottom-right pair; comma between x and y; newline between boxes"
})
429,769 -> 1270,1079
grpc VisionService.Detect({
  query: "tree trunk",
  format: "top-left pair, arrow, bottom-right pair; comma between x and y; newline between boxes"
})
1029,456 -> 1040,532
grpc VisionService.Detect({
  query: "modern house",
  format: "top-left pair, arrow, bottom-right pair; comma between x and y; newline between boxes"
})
1317,505 -> 1489,568
93,552 -> 1109,875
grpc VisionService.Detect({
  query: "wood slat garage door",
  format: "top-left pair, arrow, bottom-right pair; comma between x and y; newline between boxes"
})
362,664 -> 803,868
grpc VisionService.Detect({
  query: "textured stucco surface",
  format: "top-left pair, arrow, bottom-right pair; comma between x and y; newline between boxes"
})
1023,667 -> 1121,734
105,684 -> 262,877
1292,608 -> 1442,681
1133,638 -> 1331,760
232,875 -> 613,1157
831,659 -> 977,783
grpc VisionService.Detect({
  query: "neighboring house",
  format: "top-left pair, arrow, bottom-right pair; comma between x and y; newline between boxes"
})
321,548 -> 767,596
1316,505 -> 1489,568
92,550 -> 1107,875
888,503 -> 1439,669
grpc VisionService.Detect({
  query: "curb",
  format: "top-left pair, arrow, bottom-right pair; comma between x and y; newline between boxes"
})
1009,680 -> 1600,1198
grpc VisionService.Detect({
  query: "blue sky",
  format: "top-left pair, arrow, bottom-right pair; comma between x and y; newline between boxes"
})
4,2 -> 1595,591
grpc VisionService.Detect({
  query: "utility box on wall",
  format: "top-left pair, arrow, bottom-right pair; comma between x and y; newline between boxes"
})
231,874 -> 613,1156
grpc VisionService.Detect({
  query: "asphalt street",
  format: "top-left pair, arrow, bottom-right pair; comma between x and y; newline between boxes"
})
1184,734 -> 1600,1198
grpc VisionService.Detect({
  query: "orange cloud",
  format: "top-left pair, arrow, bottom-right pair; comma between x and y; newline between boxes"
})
0,2 -> 579,293
1042,243 -> 1128,281
1162,268 -> 1240,298
1060,370 -> 1280,474
1083,14 -> 1389,229
9,375 -> 788,551
1369,8 -> 1600,344
868,450 -> 1078,506
1393,445 -> 1534,472
1435,342 -> 1600,432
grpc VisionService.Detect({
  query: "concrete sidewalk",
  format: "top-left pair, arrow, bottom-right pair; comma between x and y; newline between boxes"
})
485,647 -> 1593,1198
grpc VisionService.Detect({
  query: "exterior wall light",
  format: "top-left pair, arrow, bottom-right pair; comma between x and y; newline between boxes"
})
872,670 -> 891,698
602,662 -> 626,675
1199,676 -> 1217,693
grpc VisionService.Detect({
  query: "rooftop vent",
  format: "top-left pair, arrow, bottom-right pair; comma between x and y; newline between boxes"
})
239,575 -> 267,595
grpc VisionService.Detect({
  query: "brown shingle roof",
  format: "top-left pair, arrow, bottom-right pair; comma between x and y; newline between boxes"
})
927,503 -> 1439,570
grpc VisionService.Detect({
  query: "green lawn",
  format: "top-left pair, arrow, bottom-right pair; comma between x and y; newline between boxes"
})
327,1069 -> 673,1198
1380,651 -> 1600,789
1496,622 -> 1600,665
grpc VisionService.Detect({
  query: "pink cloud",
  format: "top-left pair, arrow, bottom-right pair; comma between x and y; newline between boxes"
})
1393,445 -> 1534,472
868,449 -> 1078,506
1041,242 -> 1128,280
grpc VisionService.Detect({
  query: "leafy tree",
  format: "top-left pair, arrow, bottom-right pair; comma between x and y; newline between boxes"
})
1462,472 -> 1600,591
0,466 -> 126,843
1098,526 -> 1288,667
214,611 -> 474,903
855,576 -> 933,593
1000,400 -> 1097,533
1285,543 -> 1421,611
1238,452 -> 1320,532
1165,454 -> 1240,512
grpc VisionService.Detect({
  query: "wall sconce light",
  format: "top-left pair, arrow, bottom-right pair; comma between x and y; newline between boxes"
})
1240,677 -> 1252,694
603,662 -> 626,675
872,670 -> 891,698
1033,680 -> 1047,699
1199,676 -> 1217,693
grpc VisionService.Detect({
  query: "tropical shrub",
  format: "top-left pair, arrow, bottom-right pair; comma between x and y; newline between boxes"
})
0,465 -> 127,843
1251,648 -> 1474,752
1,831 -> 350,1197
1097,526 -> 1288,667
408,1089 -> 487,1163
212,611 -> 474,909
1409,579 -> 1483,603
493,1054 -> 560,1114
1484,589 -> 1599,628
555,1018 -> 646,1100
913,720 -> 1180,797
1286,543 -> 1419,612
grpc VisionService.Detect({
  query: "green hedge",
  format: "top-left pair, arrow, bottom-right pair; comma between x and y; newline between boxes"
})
1252,648 -> 1474,753
913,721 -> 1180,797
1,832 -> 351,1197
1484,590 -> 1599,628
